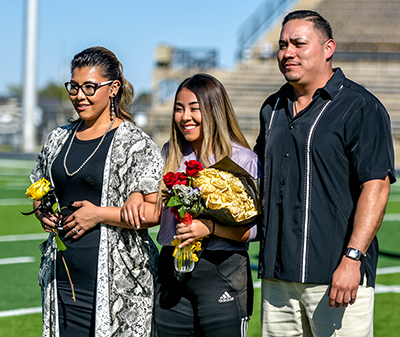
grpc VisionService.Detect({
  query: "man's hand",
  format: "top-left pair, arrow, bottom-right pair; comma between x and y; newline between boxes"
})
328,176 -> 390,309
328,256 -> 361,308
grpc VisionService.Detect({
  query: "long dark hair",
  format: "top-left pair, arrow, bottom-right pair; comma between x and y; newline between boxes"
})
70,46 -> 134,121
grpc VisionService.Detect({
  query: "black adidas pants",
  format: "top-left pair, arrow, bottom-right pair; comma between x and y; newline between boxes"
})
155,247 -> 254,337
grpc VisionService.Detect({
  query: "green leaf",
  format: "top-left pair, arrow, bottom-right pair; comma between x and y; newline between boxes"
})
191,204 -> 199,213
52,202 -> 59,215
167,196 -> 182,207
55,234 -> 67,251
178,206 -> 186,218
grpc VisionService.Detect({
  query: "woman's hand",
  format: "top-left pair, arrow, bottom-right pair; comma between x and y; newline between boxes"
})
62,200 -> 100,239
34,201 -> 60,233
176,219 -> 252,246
121,192 -> 145,229
175,218 -> 213,247
121,192 -> 161,229
38,212 -> 61,233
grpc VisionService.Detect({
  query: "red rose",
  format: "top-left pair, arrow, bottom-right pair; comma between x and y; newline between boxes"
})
181,213 -> 193,225
185,160 -> 203,177
176,172 -> 189,186
171,208 -> 193,225
163,172 -> 178,189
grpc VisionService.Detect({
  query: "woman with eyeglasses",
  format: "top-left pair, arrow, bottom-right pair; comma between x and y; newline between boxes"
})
30,46 -> 163,337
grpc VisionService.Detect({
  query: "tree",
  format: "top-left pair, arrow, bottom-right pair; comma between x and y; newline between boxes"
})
6,84 -> 23,98
5,82 -> 67,100
39,82 -> 66,100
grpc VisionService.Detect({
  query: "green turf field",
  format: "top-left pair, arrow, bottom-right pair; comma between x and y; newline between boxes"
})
0,159 -> 399,336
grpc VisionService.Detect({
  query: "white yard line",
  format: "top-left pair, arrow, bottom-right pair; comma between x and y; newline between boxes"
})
388,195 -> 400,202
1,183 -> 32,188
0,172 -> 30,176
377,266 -> 400,275
383,213 -> 400,221
0,198 -> 31,206
0,160 -> 35,169
0,233 -> 48,242
0,229 -> 159,243
0,257 -> 35,265
0,307 -> 42,318
375,284 -> 400,294
253,281 -> 261,288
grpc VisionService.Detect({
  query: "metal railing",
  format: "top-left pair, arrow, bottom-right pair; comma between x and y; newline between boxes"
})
334,51 -> 400,61
156,78 -> 181,104
173,48 -> 218,70
236,0 -> 297,60
153,47 -> 219,104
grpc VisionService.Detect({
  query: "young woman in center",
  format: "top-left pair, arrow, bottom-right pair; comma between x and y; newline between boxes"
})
122,73 -> 261,337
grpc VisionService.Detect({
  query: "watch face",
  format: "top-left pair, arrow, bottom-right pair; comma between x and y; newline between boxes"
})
346,248 -> 362,261
349,250 -> 359,259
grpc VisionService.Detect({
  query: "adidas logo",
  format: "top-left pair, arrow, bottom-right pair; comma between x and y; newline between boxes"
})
218,291 -> 234,303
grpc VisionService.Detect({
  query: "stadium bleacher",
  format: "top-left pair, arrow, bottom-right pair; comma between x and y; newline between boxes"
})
145,0 -> 400,163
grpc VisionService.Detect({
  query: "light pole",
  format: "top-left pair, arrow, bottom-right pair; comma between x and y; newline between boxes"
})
22,0 -> 38,153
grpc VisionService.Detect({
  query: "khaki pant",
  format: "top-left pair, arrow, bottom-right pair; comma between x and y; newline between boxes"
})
261,277 -> 374,337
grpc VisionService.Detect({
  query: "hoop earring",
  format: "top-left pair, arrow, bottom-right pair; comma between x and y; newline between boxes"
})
110,96 -> 116,119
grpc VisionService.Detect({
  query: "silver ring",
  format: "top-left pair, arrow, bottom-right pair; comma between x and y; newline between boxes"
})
74,228 -> 79,235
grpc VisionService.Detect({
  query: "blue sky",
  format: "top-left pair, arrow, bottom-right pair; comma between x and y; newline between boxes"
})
2,0 -> 263,97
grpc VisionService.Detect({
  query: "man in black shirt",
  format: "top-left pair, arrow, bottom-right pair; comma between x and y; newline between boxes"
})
255,10 -> 395,336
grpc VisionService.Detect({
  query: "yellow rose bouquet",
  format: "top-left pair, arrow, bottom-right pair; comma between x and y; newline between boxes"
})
163,157 -> 261,274
194,156 -> 261,226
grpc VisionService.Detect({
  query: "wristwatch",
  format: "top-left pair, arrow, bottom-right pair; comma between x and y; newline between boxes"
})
345,247 -> 365,262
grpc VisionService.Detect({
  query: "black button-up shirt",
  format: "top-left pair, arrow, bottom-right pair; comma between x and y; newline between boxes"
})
255,68 -> 396,286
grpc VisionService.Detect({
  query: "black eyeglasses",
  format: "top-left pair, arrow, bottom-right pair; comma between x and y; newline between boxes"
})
64,80 -> 114,96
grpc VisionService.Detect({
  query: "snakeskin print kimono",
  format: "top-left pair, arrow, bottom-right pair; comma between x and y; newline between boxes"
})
30,120 -> 163,337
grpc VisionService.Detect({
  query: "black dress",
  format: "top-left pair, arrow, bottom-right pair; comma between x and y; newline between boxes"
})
51,128 -> 117,337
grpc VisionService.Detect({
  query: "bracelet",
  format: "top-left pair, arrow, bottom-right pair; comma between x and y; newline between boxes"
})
131,189 -> 144,195
211,220 -> 215,235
